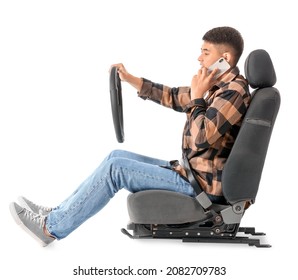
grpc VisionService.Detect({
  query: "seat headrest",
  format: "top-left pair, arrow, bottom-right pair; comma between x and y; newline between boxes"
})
244,49 -> 276,89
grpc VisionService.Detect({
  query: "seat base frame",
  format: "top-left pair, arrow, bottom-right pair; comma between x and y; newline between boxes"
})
121,223 -> 271,248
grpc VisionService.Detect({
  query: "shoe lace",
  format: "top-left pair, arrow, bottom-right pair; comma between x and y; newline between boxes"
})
26,199 -> 52,215
24,209 -> 45,228
29,200 -> 52,212
38,208 -> 52,216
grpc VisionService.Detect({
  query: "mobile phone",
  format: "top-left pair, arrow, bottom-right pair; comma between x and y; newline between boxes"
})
208,57 -> 230,79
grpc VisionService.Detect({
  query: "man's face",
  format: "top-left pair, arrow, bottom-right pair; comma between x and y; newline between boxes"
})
198,41 -> 223,68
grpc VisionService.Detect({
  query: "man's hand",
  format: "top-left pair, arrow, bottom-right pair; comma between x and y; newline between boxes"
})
110,63 -> 130,82
110,63 -> 143,92
191,67 -> 218,100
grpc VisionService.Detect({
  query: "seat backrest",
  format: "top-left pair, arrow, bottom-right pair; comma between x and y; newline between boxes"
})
222,49 -> 281,204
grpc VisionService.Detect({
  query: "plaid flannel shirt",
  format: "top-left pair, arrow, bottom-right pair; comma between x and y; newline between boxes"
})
138,67 -> 250,196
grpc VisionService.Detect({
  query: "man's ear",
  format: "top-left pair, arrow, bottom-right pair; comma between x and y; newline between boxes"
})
223,52 -> 232,64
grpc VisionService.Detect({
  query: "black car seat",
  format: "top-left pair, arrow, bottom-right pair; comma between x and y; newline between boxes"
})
121,49 -> 280,247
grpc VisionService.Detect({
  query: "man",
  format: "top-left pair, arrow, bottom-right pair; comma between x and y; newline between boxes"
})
10,26 -> 250,246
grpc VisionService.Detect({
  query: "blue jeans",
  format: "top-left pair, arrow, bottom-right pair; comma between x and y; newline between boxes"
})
46,149 -> 195,239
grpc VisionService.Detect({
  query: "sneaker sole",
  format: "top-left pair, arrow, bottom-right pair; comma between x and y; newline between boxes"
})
9,202 -> 49,247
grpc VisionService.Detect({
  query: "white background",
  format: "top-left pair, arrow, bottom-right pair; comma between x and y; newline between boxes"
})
0,0 -> 296,279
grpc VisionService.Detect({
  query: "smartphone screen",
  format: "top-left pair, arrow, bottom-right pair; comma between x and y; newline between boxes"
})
208,57 -> 230,79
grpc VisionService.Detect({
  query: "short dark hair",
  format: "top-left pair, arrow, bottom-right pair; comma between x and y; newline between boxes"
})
202,26 -> 244,63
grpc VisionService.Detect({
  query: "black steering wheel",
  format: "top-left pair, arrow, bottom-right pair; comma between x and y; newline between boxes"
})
109,66 -> 124,143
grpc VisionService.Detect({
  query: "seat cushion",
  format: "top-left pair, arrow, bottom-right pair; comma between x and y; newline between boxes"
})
127,190 -> 208,224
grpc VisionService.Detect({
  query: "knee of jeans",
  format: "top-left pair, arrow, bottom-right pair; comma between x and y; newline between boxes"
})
105,156 -> 124,171
104,157 -> 126,192
107,149 -> 125,160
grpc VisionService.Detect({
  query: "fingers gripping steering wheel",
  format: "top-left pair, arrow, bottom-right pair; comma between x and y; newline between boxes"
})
110,66 -> 124,143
